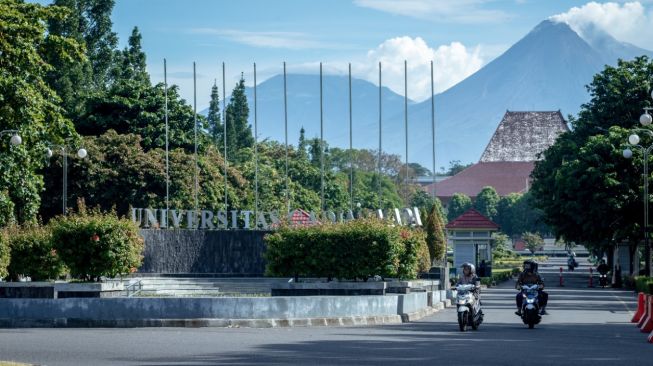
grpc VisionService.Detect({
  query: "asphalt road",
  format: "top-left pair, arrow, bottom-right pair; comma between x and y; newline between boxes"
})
1,257 -> 652,366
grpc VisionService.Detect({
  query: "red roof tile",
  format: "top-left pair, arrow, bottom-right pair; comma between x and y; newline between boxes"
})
425,161 -> 534,198
446,208 -> 499,230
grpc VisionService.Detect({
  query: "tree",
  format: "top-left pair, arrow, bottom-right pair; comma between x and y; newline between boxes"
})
297,127 -> 308,160
531,57 -> 653,260
448,193 -> 472,221
408,163 -> 432,177
46,0 -> 118,116
492,232 -> 513,259
444,160 -> 472,176
207,81 -> 222,147
495,193 -> 520,236
110,26 -> 148,84
410,190 -> 435,212
225,74 -> 254,162
425,201 -> 447,263
474,186 -> 499,220
0,0 -> 81,224
522,232 -> 544,255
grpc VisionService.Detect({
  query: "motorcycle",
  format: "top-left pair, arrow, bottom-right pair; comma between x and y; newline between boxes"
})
455,283 -> 483,332
598,273 -> 608,287
520,284 -> 542,329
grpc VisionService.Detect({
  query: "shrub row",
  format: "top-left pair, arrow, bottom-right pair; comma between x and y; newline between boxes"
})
0,210 -> 144,282
479,267 -> 520,287
264,218 -> 429,281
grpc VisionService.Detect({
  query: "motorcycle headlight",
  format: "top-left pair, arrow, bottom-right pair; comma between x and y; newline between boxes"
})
526,298 -> 535,303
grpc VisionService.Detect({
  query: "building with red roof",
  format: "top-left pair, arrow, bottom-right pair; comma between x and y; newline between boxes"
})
425,111 -> 569,205
446,208 -> 499,276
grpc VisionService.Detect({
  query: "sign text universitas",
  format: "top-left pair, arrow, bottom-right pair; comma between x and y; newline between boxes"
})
131,207 -> 423,230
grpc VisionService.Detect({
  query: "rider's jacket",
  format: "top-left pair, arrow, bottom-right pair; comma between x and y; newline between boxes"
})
516,271 -> 544,290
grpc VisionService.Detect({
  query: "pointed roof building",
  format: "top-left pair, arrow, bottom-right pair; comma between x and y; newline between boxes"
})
427,111 -> 569,203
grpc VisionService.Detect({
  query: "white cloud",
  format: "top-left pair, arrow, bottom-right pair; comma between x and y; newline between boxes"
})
550,1 -> 653,49
360,37 -> 484,100
190,28 -> 335,49
354,0 -> 512,23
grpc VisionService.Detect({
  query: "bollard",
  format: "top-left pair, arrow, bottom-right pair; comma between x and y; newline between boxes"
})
638,295 -> 652,329
588,267 -> 594,288
559,267 -> 564,287
633,293 -> 647,323
641,295 -> 653,333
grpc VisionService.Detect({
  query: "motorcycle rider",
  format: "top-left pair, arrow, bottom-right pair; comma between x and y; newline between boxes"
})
597,259 -> 609,286
457,262 -> 481,300
515,260 -> 549,316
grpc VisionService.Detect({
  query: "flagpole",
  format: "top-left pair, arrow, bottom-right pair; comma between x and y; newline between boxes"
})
164,59 -> 169,213
254,62 -> 259,227
222,62 -> 228,210
193,62 -> 198,211
431,60 -> 436,199
404,60 -> 408,205
378,62 -> 382,208
349,62 -> 353,211
320,62 -> 325,212
284,62 -> 289,213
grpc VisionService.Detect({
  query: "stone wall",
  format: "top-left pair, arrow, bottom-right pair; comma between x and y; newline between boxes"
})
138,229 -> 269,276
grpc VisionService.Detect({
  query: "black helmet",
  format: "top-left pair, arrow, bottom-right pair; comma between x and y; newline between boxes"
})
523,260 -> 536,273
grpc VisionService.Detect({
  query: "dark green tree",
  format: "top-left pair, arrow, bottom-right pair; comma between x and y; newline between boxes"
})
474,186 -> 499,220
225,74 -> 254,162
531,57 -> 653,262
447,193 -> 472,221
0,0 -> 81,224
425,201 -> 447,263
298,127 -> 308,160
207,81 -> 222,147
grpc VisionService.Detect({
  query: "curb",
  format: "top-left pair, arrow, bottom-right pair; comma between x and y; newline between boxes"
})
0,314 -> 404,329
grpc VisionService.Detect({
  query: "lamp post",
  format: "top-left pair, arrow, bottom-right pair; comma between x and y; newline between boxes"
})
623,89 -> 653,276
1,130 -> 22,147
46,145 -> 88,215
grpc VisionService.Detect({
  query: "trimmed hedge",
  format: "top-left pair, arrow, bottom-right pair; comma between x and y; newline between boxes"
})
634,276 -> 653,294
50,210 -> 144,281
264,218 -> 425,280
4,225 -> 67,281
480,267 -> 520,286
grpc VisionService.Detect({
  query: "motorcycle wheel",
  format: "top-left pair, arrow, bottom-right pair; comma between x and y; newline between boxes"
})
528,322 -> 535,329
470,311 -> 478,330
457,312 -> 467,332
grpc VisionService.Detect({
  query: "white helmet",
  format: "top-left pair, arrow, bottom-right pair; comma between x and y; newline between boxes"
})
461,262 -> 476,275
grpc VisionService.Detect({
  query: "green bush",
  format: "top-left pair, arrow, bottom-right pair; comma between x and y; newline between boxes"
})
265,218 -> 422,280
399,229 -> 429,279
49,210 -> 144,281
634,276 -> 653,294
0,231 -> 9,280
4,225 -> 67,281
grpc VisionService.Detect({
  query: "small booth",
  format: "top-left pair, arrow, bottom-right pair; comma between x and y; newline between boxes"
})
446,208 -> 499,277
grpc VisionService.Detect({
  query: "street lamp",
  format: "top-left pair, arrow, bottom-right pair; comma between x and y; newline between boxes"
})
623,89 -> 653,276
1,130 -> 21,146
46,144 -> 88,215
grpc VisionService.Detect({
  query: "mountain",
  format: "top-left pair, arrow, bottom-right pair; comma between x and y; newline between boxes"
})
227,20 -> 653,170
241,74 -> 414,154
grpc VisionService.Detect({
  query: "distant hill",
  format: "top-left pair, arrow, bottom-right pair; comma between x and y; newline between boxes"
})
210,20 -> 653,171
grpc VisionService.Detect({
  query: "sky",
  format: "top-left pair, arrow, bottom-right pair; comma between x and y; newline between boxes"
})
33,1 -> 653,108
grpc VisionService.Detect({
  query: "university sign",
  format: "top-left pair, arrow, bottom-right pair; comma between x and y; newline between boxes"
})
131,207 -> 423,230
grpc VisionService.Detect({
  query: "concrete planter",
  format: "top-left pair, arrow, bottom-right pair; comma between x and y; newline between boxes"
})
272,282 -> 387,296
271,280 -> 440,296
0,281 -> 124,299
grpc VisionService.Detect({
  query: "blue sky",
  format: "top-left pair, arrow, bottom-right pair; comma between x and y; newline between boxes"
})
33,1 -> 653,108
